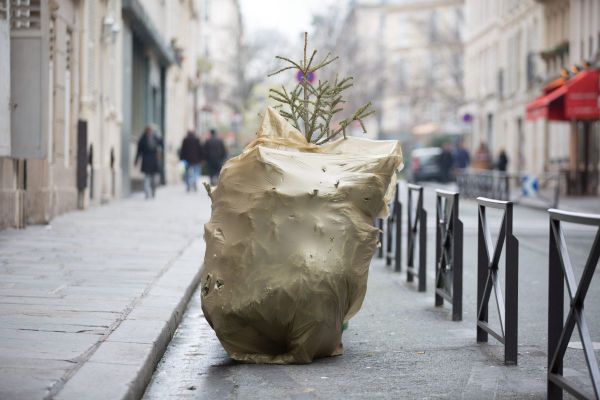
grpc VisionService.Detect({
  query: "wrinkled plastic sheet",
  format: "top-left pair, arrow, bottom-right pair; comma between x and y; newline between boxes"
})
201,107 -> 403,364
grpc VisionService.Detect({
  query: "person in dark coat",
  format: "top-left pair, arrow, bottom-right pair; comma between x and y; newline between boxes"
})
204,128 -> 227,185
495,149 -> 509,172
179,130 -> 204,192
438,143 -> 454,183
135,125 -> 163,199
454,140 -> 471,170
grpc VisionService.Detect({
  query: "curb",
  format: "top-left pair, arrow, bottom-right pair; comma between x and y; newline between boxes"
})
53,239 -> 204,400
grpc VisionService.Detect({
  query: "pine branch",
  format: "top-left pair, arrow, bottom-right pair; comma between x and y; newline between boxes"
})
267,32 -> 374,144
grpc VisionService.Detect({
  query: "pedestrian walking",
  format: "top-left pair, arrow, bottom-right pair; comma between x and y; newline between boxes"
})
204,128 -> 227,185
495,149 -> 509,172
454,140 -> 471,170
439,142 -> 454,183
135,125 -> 163,199
179,130 -> 204,192
472,141 -> 492,171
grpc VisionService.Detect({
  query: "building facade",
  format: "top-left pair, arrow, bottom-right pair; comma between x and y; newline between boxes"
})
1,0 -> 81,228
463,0 -> 546,174
0,0 -> 242,229
465,0 -> 600,196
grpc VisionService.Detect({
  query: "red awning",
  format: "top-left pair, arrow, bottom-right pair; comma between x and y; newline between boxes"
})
526,85 -> 567,121
565,69 -> 600,120
526,69 -> 600,121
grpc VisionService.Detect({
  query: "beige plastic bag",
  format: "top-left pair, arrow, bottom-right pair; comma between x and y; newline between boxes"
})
201,107 -> 403,364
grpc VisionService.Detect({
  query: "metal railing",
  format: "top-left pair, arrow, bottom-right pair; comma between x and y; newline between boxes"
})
457,171 -> 510,200
476,197 -> 519,365
435,190 -> 463,321
407,184 -> 427,292
548,209 -> 600,400
457,170 -> 560,208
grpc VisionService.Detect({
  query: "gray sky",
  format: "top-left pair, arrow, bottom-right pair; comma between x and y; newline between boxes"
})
239,0 -> 338,42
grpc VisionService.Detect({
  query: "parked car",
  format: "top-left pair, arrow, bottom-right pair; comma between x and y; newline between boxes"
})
410,147 -> 443,182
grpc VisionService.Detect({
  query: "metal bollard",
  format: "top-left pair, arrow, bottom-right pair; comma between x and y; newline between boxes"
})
435,190 -> 463,321
476,197 -> 519,365
377,218 -> 384,258
407,184 -> 426,292
395,183 -> 402,272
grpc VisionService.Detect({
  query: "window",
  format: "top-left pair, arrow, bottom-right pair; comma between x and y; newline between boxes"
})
85,0 -> 95,97
0,0 -> 9,156
486,113 -> 494,151
64,28 -> 72,167
11,0 -> 41,30
9,0 -> 50,158
397,60 -> 407,91
203,0 -> 210,22
397,14 -> 410,48
497,68 -> 504,99
428,10 -> 438,43
0,0 -> 7,19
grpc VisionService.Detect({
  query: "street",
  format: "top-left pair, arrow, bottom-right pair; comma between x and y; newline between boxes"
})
143,184 -> 600,399
2,0 -> 600,398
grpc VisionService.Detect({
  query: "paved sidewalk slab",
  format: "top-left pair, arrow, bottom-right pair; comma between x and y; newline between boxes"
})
0,186 -> 210,399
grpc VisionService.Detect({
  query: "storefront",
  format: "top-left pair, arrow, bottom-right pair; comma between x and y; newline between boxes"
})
526,68 -> 600,195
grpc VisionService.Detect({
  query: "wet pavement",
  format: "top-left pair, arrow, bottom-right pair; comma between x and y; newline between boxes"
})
143,185 -> 600,399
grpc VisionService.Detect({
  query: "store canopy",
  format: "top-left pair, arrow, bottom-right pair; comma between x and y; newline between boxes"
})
526,69 -> 599,121
122,0 -> 177,66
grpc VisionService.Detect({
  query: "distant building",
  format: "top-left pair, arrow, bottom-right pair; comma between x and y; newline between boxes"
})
331,0 -> 465,143
197,0 -> 243,149
463,0 -> 546,174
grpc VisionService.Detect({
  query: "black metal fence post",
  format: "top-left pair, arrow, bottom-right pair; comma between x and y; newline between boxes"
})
476,197 -> 519,365
418,198 -> 427,292
395,183 -> 402,272
377,218 -> 384,258
548,214 -> 564,400
547,209 -> 600,400
435,190 -> 463,321
407,184 -> 426,292
476,204 -> 488,343
505,202 -> 518,364
386,210 -> 393,266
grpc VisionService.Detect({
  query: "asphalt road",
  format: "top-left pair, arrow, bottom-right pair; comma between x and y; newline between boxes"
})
143,184 -> 600,399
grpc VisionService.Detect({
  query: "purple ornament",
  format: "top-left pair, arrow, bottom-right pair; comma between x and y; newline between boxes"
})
296,70 -> 315,84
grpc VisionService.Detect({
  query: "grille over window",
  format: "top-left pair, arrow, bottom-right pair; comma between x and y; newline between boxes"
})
11,0 -> 41,30
0,0 -> 8,20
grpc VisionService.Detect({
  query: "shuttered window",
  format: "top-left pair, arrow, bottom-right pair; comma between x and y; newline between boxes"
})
64,27 -> 72,167
9,0 -> 49,159
0,0 -> 10,156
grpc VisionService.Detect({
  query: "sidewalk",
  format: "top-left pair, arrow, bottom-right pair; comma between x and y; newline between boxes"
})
0,185 -> 210,399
